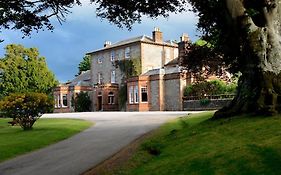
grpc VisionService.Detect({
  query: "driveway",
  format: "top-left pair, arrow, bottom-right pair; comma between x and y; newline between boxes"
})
0,111 -> 193,175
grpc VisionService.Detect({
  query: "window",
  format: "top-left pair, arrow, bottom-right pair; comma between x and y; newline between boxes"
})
134,86 -> 139,103
141,86 -> 148,102
98,73 -> 102,84
62,94 -> 68,107
98,57 -> 103,64
111,51 -> 115,61
108,92 -> 115,104
111,70 -> 116,83
129,86 -> 134,104
125,47 -> 130,59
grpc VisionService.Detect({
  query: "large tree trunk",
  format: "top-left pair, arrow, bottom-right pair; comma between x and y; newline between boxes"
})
214,0 -> 281,118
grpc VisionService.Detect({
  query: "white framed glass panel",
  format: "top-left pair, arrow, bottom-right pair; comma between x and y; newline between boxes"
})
125,47 -> 130,59
111,70 -> 116,83
129,86 -> 134,104
134,86 -> 139,103
111,51 -> 115,61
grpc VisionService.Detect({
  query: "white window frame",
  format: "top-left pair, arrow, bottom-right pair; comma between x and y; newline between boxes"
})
98,73 -> 102,84
129,86 -> 134,104
108,92 -> 115,105
62,94 -> 68,107
111,51 -> 115,61
125,47 -> 130,59
141,86 -> 148,103
111,70 -> 116,83
134,86 -> 139,103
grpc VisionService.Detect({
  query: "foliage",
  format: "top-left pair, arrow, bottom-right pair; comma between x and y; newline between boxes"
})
114,59 -> 142,78
199,98 -> 211,106
73,92 -> 92,112
103,112 -> 281,175
0,118 -> 92,162
0,92 -> 54,130
118,85 -> 128,110
77,55 -> 91,76
115,59 -> 141,109
0,0 -> 81,41
0,44 -> 58,97
184,79 -> 237,98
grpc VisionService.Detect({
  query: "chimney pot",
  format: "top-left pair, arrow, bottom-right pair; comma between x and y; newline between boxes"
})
104,41 -> 112,47
152,27 -> 163,43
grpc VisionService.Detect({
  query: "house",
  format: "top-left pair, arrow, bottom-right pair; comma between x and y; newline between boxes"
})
53,70 -> 92,113
126,34 -> 192,111
87,28 -> 183,111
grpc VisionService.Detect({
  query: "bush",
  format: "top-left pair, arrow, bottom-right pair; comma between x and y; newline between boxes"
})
0,92 -> 54,130
184,79 -> 237,98
72,92 -> 91,112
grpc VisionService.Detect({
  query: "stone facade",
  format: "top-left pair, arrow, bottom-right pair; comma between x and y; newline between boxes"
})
87,28 -> 180,111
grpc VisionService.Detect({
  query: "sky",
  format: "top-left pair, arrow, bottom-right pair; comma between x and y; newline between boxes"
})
0,1 -> 199,83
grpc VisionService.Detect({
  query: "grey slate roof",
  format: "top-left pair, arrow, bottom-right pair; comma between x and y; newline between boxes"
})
64,70 -> 91,86
87,35 -> 178,54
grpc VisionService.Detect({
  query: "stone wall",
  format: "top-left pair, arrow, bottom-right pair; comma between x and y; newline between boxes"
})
91,43 -> 141,85
149,79 -> 160,111
141,43 -> 178,73
183,99 -> 232,111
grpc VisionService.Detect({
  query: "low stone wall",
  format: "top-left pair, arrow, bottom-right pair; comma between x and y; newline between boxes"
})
183,98 -> 232,111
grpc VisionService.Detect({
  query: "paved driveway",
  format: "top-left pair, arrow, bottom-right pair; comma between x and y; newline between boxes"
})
0,111 -> 193,175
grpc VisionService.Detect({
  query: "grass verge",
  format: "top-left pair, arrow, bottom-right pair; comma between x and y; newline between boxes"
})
90,111 -> 281,175
0,118 -> 92,162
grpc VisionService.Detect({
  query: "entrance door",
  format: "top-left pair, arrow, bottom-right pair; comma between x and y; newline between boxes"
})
97,96 -> 102,111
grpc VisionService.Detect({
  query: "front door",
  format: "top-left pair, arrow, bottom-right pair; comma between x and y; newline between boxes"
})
97,96 -> 102,111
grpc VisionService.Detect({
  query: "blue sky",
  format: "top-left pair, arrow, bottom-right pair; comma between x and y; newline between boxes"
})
0,1 -> 199,82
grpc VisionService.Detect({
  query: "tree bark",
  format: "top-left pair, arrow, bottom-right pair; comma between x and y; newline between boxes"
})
214,0 -> 281,118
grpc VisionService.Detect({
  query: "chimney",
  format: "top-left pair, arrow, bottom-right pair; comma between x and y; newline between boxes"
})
180,33 -> 190,42
178,33 -> 191,63
152,27 -> 163,43
104,41 -> 112,47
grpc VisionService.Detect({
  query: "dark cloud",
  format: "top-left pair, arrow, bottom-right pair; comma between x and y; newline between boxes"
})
0,5 -> 198,82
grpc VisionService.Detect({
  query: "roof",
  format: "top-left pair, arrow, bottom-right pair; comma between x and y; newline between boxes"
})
142,66 -> 181,76
87,35 -> 178,54
64,70 -> 91,86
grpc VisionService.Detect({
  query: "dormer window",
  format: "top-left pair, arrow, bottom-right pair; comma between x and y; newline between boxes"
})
125,47 -> 130,59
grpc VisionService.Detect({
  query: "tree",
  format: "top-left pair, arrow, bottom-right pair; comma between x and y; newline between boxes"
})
72,92 -> 91,112
0,0 -> 81,41
0,92 -> 54,130
4,1 -> 281,117
90,0 -> 281,117
77,55 -> 91,76
0,44 -> 58,96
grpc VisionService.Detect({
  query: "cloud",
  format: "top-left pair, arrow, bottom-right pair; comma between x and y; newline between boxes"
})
0,2 -> 200,82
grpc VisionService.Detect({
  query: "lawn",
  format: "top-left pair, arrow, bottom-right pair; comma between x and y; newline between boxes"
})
103,112 -> 281,175
0,118 -> 92,162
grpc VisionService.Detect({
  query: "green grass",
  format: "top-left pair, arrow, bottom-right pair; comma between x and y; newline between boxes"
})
0,118 -> 92,162
110,112 -> 281,175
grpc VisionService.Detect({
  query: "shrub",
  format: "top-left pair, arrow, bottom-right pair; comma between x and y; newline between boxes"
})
184,79 -> 237,98
73,92 -> 91,112
0,92 -> 54,130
